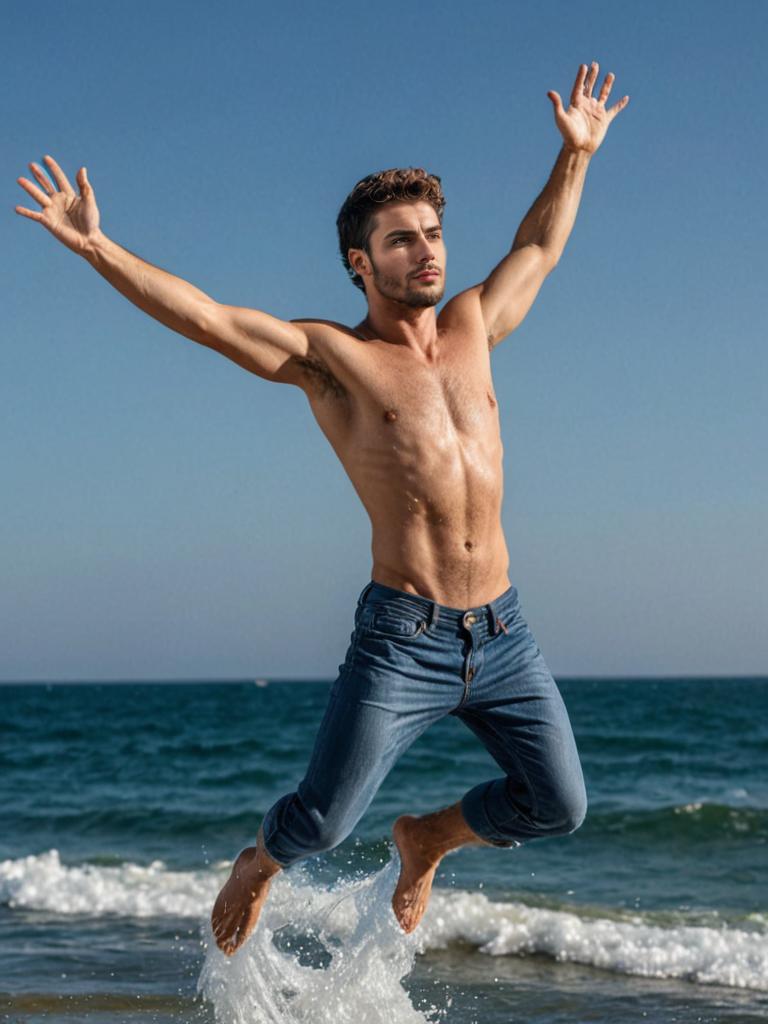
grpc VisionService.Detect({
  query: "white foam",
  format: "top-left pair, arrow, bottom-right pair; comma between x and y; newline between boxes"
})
2,850 -> 767,995
199,857 -> 429,1024
0,849 -> 217,918
419,888 -> 768,991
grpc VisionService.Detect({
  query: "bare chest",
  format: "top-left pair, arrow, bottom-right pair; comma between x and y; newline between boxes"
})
372,353 -> 497,441
319,334 -> 498,443
292,318 -> 503,486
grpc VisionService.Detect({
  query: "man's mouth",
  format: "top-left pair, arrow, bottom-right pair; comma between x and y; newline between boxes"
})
413,269 -> 440,280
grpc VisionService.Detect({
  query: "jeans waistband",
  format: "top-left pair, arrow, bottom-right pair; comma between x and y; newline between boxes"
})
357,579 -> 520,640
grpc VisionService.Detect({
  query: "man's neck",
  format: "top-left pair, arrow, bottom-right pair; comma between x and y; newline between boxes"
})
358,301 -> 439,358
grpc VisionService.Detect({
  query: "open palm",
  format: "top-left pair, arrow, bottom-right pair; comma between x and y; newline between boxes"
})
548,63 -> 629,154
15,155 -> 99,254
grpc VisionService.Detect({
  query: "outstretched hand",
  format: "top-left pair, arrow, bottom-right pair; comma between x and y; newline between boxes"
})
15,155 -> 100,254
547,62 -> 629,155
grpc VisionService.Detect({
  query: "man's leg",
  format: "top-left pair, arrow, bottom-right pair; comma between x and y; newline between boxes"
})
390,587 -> 587,933
212,584 -> 450,953
456,650 -> 587,850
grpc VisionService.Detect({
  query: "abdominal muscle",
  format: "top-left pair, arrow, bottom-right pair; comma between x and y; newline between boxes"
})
370,510 -> 512,611
340,388 -> 511,609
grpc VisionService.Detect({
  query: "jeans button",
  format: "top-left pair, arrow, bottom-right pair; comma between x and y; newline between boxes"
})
463,612 -> 477,627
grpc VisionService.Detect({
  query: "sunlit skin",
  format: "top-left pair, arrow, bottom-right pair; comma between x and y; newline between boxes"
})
15,62 -> 628,954
362,205 -> 447,309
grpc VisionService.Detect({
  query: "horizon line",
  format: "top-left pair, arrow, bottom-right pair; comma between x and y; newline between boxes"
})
2,674 -> 767,686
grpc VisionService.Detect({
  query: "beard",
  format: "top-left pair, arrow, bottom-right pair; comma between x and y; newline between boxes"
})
370,259 -> 445,308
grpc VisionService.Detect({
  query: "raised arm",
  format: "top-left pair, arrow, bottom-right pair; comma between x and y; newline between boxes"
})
14,155 -> 308,385
472,62 -> 629,349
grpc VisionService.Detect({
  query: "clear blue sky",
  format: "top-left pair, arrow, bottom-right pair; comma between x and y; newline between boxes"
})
3,0 -> 766,680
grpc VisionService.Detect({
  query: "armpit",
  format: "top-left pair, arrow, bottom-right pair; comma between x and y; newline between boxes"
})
295,354 -> 348,400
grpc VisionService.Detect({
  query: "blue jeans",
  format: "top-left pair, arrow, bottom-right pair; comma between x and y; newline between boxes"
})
261,580 -> 587,867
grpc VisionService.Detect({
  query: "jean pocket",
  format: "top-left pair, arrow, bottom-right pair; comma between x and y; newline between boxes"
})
360,606 -> 427,640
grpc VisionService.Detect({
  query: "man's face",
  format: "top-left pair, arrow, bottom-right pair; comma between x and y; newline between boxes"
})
357,200 -> 446,308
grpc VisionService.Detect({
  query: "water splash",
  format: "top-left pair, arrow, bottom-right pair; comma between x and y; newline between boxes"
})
197,852 -> 436,1024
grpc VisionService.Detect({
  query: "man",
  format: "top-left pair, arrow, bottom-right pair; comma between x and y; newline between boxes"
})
15,62 -> 629,956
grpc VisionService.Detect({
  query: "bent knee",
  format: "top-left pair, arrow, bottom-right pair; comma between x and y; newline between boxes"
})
561,796 -> 587,834
539,786 -> 587,835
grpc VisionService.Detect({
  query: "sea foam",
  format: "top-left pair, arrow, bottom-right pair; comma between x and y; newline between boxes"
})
199,856 -> 427,1024
2,849 -> 767,995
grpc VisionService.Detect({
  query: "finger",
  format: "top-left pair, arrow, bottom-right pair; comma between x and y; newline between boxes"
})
547,90 -> 565,118
76,166 -> 91,197
607,95 -> 630,120
570,64 -> 587,106
29,162 -> 55,194
584,61 -> 599,98
14,205 -> 45,222
597,72 -> 615,105
42,154 -> 75,195
17,176 -> 52,207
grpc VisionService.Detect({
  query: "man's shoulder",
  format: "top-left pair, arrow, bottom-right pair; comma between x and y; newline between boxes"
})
437,286 -> 493,352
290,318 -> 358,339
438,285 -> 484,326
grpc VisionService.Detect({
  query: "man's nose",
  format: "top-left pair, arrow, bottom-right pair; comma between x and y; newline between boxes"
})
416,235 -> 436,262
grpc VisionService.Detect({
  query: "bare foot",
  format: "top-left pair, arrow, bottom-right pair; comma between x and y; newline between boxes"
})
211,830 -> 282,956
391,814 -> 440,934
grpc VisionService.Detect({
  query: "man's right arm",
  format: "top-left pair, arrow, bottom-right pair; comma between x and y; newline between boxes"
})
82,231 -> 310,385
15,155 -> 309,386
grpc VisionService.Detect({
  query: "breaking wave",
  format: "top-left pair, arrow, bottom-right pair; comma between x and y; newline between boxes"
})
1,849 -> 766,1002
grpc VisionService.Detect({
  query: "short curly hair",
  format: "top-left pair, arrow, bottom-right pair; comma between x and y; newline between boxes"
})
336,167 -> 446,292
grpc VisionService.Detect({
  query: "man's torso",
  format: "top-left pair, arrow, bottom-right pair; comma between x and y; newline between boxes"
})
283,291 -> 511,608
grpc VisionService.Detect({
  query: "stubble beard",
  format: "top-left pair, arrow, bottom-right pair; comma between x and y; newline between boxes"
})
370,260 -> 445,309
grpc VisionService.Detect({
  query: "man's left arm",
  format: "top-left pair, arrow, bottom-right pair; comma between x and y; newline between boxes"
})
479,61 -> 629,349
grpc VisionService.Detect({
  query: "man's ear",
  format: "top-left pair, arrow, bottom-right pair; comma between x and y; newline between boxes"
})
348,247 -> 371,280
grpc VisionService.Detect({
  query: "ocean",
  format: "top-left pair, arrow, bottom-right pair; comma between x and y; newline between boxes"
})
1,677 -> 766,1023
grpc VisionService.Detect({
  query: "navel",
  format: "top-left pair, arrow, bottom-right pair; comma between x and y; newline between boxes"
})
383,408 -> 398,423
464,540 -> 474,551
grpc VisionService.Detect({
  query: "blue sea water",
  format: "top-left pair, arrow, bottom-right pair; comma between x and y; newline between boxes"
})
1,677 -> 767,1023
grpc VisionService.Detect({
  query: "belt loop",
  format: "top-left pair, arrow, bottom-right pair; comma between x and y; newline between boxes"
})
429,600 -> 439,628
358,581 -> 374,608
488,598 -> 507,635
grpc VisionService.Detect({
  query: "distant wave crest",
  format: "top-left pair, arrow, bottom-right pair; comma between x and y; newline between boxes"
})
589,801 -> 768,841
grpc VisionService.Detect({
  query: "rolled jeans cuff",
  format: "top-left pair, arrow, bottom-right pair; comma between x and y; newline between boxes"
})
461,780 -> 523,849
259,801 -> 294,868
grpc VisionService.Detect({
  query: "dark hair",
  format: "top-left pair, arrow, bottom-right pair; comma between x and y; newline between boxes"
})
336,167 -> 446,291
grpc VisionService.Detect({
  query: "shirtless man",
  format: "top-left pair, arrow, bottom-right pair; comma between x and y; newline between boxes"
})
16,62 -> 628,955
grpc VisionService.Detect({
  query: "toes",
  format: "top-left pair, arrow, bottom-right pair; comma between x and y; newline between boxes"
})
212,910 -> 235,940
220,912 -> 250,956
212,908 -> 242,949
218,927 -> 240,956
